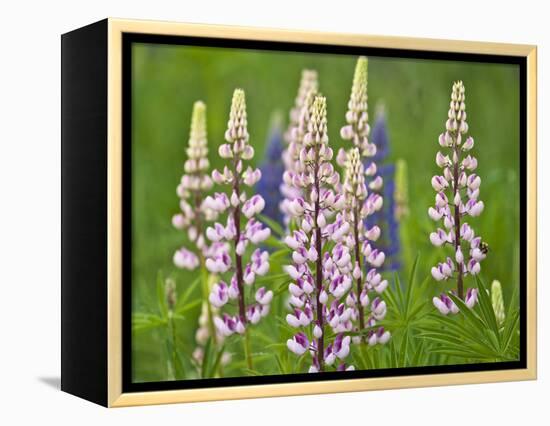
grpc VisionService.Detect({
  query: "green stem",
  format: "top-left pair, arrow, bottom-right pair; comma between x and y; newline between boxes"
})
244,327 -> 253,370
170,314 -> 178,379
200,262 -> 216,342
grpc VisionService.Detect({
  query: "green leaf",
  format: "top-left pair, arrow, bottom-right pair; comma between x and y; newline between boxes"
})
263,235 -> 287,249
255,272 -> 289,285
399,331 -> 409,367
257,213 -> 285,238
175,275 -> 201,312
404,254 -> 420,316
156,270 -> 168,319
242,368 -> 263,376
410,338 -> 425,366
174,298 -> 202,316
274,354 -> 288,374
390,340 -> 399,368
207,343 -> 226,378
269,248 -> 292,262
424,313 -> 498,351
475,276 -> 501,345
200,338 -> 212,379
447,293 -> 487,332
501,310 -> 520,355
394,272 -> 405,313
132,312 -> 166,332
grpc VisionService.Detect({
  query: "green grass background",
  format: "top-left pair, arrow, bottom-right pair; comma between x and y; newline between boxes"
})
131,43 -> 520,382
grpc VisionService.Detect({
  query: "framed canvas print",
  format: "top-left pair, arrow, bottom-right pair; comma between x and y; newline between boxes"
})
61,18 -> 537,407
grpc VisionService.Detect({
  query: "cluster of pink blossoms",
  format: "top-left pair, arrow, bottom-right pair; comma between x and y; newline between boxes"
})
284,94 -> 357,372
429,81 -> 484,313
342,148 -> 390,346
339,57 -> 389,346
204,89 -> 273,336
172,101 -> 216,270
280,70 -> 319,226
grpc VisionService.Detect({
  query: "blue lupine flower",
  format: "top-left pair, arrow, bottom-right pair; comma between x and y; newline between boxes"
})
365,110 -> 401,272
256,115 -> 285,226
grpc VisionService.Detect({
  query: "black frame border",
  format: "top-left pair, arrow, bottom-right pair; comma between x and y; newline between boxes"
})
122,32 -> 527,393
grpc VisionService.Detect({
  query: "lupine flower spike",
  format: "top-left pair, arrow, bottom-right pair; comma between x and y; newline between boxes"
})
284,95 -> 355,373
280,70 -> 319,225
343,148 -> 389,345
256,112 -> 285,225
337,57 -> 377,166
205,89 -> 272,369
339,57 -> 389,345
366,107 -> 401,272
430,81 -> 485,313
172,101 -> 214,269
171,101 -> 220,357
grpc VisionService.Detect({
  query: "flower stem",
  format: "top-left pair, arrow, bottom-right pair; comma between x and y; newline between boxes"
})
353,206 -> 365,339
232,162 -> 253,370
313,152 -> 324,372
452,140 -> 464,300
244,326 -> 253,370
169,314 -> 178,379
200,260 -> 217,343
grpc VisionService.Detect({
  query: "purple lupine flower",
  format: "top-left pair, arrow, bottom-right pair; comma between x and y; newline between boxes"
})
365,108 -> 402,272
283,95 -> 355,373
256,114 -> 285,226
172,101 -> 215,269
339,58 -> 390,346
205,89 -> 272,349
429,81 -> 485,313
280,70 -> 319,226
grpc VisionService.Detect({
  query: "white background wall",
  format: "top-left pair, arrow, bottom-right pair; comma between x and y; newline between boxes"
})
0,0 -> 547,423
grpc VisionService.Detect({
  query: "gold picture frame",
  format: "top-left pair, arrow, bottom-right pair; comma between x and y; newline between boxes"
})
61,17 -> 537,407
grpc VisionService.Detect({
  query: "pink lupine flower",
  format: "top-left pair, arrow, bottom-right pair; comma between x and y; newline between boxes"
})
283,95 -> 354,372
280,70 -> 319,226
205,90 -> 271,369
339,58 -> 389,348
337,57 -> 377,166
208,282 -> 229,308
429,81 -> 486,311
215,314 -> 245,337
173,247 -> 200,270
287,332 -> 309,355
172,101 -> 215,270
465,287 -> 479,308
433,293 -> 459,315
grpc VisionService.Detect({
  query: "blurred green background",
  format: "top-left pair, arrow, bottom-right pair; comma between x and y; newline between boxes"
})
131,42 -> 520,382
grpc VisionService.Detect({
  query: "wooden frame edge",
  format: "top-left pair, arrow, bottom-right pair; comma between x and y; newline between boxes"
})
106,17 -> 537,407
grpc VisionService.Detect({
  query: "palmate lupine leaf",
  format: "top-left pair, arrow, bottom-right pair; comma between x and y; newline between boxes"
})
419,328 -> 497,359
268,247 -> 292,262
383,254 -> 432,330
421,288 -> 520,362
474,276 -> 501,343
174,299 -> 202,317
404,254 -> 419,317
156,270 -> 168,319
132,312 -> 167,332
174,275 -> 201,312
398,329 -> 410,367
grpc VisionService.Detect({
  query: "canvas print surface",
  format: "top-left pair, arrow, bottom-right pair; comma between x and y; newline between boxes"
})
129,41 -> 521,385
